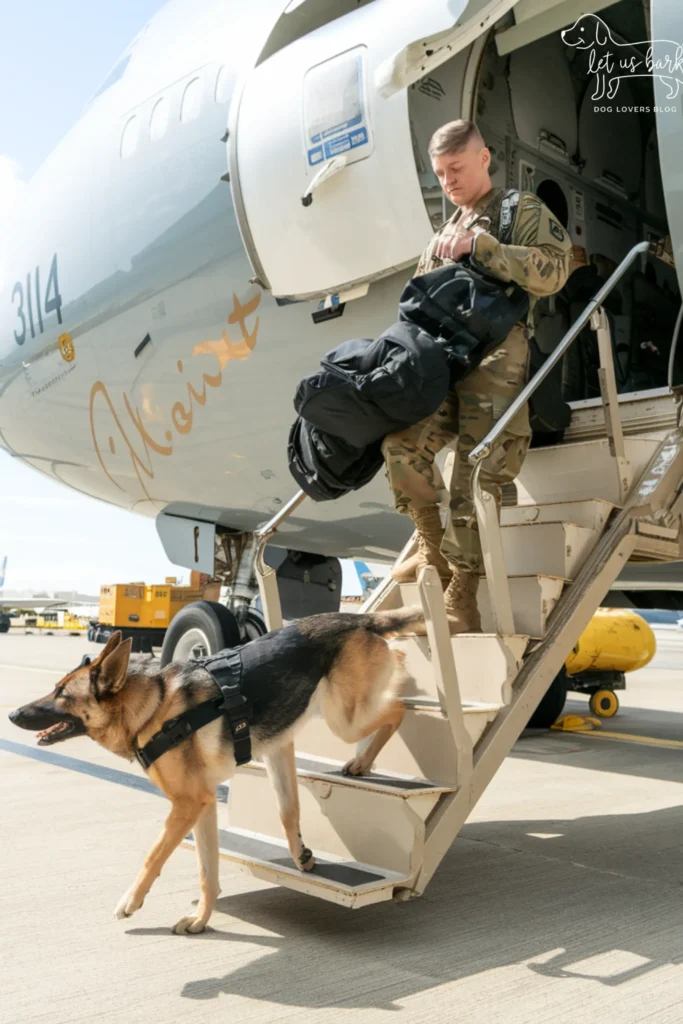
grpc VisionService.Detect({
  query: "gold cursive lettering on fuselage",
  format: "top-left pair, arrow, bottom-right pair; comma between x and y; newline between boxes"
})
89,290 -> 261,500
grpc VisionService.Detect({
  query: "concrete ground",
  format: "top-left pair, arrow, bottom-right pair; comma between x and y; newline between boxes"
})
3,628 -> 683,1023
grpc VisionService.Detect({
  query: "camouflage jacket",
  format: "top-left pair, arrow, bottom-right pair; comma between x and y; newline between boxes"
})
415,187 -> 573,321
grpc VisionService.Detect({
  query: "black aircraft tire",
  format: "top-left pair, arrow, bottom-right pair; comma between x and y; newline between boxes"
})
527,668 -> 568,729
160,601 -> 240,667
243,608 -> 268,642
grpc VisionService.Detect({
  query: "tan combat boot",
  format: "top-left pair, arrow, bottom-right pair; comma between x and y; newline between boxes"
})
443,566 -> 482,634
391,506 -> 452,585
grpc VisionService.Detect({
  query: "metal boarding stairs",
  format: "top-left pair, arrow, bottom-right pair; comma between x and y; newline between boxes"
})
190,241 -> 683,908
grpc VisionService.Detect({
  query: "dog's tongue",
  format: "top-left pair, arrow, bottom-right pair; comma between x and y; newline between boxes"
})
37,722 -> 71,745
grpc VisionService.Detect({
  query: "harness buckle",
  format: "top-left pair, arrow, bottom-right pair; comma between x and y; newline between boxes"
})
161,715 -> 194,742
135,746 -> 153,770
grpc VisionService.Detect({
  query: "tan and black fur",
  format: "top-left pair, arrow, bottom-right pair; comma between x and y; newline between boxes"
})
9,607 -> 423,933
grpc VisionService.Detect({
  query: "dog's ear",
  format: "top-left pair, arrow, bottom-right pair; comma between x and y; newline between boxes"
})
92,636 -> 132,698
93,630 -> 122,664
594,16 -> 608,47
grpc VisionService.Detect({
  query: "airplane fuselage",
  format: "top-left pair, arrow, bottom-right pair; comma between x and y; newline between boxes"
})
0,0 -> 419,562
3,0 -> 683,570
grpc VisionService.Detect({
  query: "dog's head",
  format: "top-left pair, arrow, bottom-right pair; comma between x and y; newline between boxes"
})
561,14 -> 611,49
9,631 -> 132,746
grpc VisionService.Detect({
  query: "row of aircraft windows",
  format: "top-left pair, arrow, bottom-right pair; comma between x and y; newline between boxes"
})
120,65 -> 233,158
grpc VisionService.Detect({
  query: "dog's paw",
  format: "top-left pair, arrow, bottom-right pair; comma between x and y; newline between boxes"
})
342,756 -> 366,777
114,889 -> 144,920
172,915 -> 208,935
297,845 -> 316,873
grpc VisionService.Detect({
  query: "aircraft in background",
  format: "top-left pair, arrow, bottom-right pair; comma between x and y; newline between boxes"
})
353,561 -> 388,601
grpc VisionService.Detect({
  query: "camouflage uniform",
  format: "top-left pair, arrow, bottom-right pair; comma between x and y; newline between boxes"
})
382,188 -> 572,573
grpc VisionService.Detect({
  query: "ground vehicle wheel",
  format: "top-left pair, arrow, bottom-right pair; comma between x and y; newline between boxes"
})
527,668 -> 568,729
160,601 -> 240,667
589,688 -> 619,718
0,616 -> 10,634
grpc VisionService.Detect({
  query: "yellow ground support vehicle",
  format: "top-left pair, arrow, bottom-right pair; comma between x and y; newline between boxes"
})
564,608 -> 657,718
35,610 -> 87,633
91,579 -> 206,651
529,607 -> 656,727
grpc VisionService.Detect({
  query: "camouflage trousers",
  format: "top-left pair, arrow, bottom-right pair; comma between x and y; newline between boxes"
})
382,326 -> 532,574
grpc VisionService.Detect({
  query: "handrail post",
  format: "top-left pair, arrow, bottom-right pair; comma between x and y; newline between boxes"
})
591,307 -> 631,503
472,462 -> 515,635
253,490 -> 307,631
418,565 -> 472,785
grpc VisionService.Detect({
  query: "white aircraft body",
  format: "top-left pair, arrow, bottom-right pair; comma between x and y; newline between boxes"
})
1,0 -> 682,583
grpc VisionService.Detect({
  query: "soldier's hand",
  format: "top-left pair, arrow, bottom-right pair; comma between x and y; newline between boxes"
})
434,231 -> 475,263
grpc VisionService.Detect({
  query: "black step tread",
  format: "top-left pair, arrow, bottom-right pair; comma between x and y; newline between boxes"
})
202,827 -> 402,890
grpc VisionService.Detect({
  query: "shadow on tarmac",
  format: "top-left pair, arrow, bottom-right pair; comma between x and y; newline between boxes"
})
126,802 -> 683,1010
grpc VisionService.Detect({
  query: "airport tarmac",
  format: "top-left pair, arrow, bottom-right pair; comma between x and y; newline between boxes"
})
3,628 -> 683,1024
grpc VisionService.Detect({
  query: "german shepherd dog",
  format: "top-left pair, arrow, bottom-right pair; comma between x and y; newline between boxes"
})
9,607 -> 422,934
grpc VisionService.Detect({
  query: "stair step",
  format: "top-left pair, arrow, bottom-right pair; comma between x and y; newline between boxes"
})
391,631 -> 528,704
182,827 -> 407,908
501,521 -> 598,577
243,753 -> 455,795
500,498 -> 614,532
478,574 -> 566,637
227,753 -> 454,874
631,521 -> 681,560
399,576 -> 565,639
294,701 -> 500,785
516,436 -> 662,505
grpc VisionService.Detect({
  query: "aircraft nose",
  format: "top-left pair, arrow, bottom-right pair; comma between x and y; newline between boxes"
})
8,707 -> 22,724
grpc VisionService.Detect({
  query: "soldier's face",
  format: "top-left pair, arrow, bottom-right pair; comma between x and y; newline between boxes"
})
432,141 -> 491,206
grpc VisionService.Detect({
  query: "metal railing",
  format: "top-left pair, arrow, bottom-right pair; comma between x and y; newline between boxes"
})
468,239 -> 650,634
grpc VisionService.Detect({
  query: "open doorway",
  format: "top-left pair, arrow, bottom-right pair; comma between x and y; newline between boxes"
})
409,0 -> 681,400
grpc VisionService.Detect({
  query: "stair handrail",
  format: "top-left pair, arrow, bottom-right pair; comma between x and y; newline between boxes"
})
467,239 -> 649,634
468,240 -> 650,467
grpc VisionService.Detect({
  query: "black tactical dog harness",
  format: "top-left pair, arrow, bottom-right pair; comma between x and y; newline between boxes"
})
133,649 -> 251,770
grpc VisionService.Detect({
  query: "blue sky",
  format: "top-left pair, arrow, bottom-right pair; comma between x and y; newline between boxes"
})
0,1 -> 371,596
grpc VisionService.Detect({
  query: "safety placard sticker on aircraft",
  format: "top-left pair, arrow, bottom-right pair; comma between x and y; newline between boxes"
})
304,48 -> 372,167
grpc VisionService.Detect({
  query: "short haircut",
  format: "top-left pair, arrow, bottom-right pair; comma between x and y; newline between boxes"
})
428,120 -> 485,158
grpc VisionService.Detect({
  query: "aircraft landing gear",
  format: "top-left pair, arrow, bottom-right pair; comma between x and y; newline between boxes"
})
160,601 -> 240,667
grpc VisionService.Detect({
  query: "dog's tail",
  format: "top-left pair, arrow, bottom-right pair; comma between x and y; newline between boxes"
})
367,606 -> 426,638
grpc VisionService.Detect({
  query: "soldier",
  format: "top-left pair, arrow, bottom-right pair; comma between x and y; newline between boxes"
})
383,119 -> 572,633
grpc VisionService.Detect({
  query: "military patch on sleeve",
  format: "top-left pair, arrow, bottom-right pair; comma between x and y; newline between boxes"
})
548,219 -> 566,242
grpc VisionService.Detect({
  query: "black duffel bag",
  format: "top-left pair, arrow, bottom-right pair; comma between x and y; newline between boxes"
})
287,417 -> 384,502
398,261 -> 529,384
293,322 -> 449,448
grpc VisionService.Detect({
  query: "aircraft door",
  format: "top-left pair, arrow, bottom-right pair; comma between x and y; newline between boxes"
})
652,0 -> 683,296
229,0 -> 520,300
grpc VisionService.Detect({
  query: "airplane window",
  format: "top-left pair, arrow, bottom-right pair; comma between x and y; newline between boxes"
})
120,115 -> 139,159
150,97 -> 170,141
215,65 -> 234,104
180,77 -> 202,123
